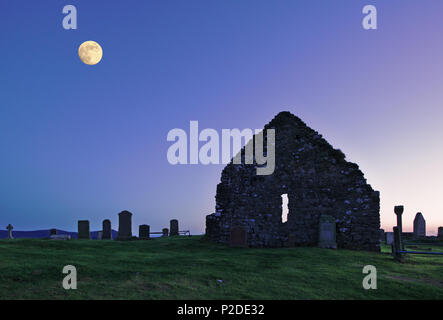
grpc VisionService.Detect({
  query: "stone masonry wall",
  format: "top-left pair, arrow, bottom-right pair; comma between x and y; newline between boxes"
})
205,112 -> 380,251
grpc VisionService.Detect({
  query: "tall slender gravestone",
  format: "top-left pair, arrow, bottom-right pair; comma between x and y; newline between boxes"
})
170,219 -> 179,236
117,211 -> 133,240
318,215 -> 337,249
6,224 -> 13,239
394,205 -> 404,250
102,219 -> 112,240
139,225 -> 150,240
438,227 -> 443,239
78,220 -> 90,239
413,212 -> 426,238
162,228 -> 169,237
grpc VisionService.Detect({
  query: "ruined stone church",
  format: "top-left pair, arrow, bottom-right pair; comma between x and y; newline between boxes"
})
205,111 -> 380,251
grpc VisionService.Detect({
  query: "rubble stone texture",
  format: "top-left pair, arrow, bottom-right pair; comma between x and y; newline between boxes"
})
205,112 -> 380,251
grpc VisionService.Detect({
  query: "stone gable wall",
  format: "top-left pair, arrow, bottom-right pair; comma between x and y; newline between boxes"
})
205,112 -> 380,251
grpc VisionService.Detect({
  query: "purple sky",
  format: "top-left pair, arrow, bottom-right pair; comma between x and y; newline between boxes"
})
1,1 -> 442,235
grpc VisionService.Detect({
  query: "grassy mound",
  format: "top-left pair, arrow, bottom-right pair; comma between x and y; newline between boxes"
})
0,236 -> 441,299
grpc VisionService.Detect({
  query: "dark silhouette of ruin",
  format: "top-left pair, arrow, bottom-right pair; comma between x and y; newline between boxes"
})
205,112 -> 380,251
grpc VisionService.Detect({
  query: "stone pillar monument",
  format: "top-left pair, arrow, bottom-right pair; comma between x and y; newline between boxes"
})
394,205 -> 404,250
170,219 -> 179,236
6,224 -> 13,239
413,212 -> 426,238
102,219 -> 112,239
117,211 -> 133,240
78,220 -> 91,239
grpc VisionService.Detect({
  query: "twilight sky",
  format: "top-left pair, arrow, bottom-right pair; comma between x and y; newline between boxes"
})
1,0 -> 442,235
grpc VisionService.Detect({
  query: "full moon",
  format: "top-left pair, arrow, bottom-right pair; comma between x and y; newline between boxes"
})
78,41 -> 103,65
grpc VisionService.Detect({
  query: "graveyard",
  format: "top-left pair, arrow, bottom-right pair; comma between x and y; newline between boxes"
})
2,112 -> 443,300
0,236 -> 442,300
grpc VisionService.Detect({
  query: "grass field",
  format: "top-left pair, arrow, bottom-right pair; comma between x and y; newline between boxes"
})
0,236 -> 442,299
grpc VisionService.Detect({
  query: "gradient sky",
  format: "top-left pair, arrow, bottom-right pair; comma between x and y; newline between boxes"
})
1,1 -> 442,235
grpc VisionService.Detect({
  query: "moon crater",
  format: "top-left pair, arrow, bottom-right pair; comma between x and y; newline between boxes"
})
78,41 -> 103,65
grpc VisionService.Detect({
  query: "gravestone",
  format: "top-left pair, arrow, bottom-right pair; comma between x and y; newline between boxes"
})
170,219 -> 179,236
413,212 -> 426,238
386,232 -> 394,245
230,226 -> 247,247
162,228 -> 169,237
379,229 -> 385,242
102,219 -> 112,240
117,210 -> 133,240
139,225 -> 150,240
318,215 -> 337,249
6,224 -> 13,239
394,205 -> 404,250
50,229 -> 57,236
78,220 -> 90,239
97,231 -> 103,240
438,227 -> 443,239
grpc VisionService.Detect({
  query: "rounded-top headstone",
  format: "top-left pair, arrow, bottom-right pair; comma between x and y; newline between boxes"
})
139,224 -> 150,240
413,212 -> 426,238
117,210 -> 133,240
162,228 -> 169,237
170,219 -> 179,236
102,219 -> 112,239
